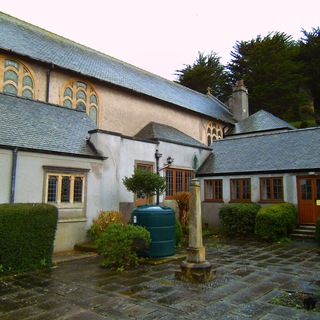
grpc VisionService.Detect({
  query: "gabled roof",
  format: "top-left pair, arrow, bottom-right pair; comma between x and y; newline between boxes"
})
0,12 -> 234,125
0,93 -> 102,158
134,122 -> 211,149
226,110 -> 295,136
197,127 -> 320,175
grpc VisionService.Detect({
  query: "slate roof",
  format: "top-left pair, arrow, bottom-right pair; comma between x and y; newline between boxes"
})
0,93 -> 101,158
197,127 -> 320,175
226,110 -> 296,136
0,12 -> 234,125
134,122 -> 211,149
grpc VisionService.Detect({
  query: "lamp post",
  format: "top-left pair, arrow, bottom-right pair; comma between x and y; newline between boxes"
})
155,149 -> 174,205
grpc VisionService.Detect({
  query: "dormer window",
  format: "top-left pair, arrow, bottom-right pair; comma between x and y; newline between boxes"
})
206,121 -> 223,145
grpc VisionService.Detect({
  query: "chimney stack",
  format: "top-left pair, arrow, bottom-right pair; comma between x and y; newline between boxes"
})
227,80 -> 249,122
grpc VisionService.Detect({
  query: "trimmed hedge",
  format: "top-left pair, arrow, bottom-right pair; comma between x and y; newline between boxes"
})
316,218 -> 320,244
219,203 -> 261,236
255,202 -> 298,242
96,222 -> 151,269
0,203 -> 58,275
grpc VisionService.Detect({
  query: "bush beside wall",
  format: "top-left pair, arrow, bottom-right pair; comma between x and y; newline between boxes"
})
255,202 -> 298,242
0,203 -> 58,275
219,203 -> 261,236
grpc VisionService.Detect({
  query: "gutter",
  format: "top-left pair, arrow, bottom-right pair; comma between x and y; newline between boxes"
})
46,63 -> 54,102
10,148 -> 18,204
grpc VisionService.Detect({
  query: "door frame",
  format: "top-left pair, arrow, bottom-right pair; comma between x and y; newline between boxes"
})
297,176 -> 320,225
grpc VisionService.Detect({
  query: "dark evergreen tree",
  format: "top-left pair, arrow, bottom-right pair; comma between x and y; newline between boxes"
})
228,32 -> 309,118
175,52 -> 232,102
298,27 -> 320,124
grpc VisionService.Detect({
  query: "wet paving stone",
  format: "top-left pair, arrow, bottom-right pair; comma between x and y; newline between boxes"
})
0,239 -> 319,319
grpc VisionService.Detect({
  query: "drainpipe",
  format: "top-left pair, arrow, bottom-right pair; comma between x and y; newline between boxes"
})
46,63 -> 54,103
10,148 -> 18,204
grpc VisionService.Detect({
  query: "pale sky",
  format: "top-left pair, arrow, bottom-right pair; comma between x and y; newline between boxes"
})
1,0 -> 319,80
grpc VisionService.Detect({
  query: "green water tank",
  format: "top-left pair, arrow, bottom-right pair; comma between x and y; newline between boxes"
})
132,204 -> 175,257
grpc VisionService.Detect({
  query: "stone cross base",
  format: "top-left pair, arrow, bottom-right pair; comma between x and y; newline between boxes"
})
175,260 -> 216,283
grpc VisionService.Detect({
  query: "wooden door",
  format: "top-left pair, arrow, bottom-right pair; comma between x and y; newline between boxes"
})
297,177 -> 320,225
135,163 -> 153,206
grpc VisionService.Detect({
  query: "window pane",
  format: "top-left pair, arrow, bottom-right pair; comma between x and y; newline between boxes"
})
301,179 -> 312,200
231,180 -> 240,200
22,75 -> 33,88
64,87 -> 73,98
261,179 -> 270,200
22,89 -> 33,99
215,180 -> 223,200
76,102 -> 86,111
77,81 -> 87,89
176,171 -> 183,193
205,181 -> 213,199
4,70 -> 18,84
47,176 -> 58,202
166,170 -> 173,196
63,99 -> 72,109
90,94 -> 97,104
5,59 -> 19,70
73,177 -> 83,202
61,176 -> 70,202
76,90 -> 86,101
3,84 -> 17,95
242,179 -> 251,200
273,178 -> 283,200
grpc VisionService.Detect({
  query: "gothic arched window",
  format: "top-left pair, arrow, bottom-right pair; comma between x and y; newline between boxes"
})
206,121 -> 223,146
0,56 -> 37,99
61,79 -> 99,125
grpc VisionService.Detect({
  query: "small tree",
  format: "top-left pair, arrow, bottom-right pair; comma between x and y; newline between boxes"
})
122,168 -> 166,203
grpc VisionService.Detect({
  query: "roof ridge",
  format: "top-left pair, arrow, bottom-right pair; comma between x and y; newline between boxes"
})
219,126 -> 319,143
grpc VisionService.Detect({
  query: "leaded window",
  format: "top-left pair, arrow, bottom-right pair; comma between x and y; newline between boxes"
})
46,173 -> 85,204
0,56 -> 37,99
206,122 -> 223,146
61,79 -> 99,124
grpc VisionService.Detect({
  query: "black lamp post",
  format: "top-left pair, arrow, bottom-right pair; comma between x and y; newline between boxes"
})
155,149 -> 174,205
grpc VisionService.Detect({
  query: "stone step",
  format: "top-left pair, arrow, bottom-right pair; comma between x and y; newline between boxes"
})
291,225 -> 316,241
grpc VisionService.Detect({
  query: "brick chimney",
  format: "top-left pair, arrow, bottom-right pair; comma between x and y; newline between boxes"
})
227,80 -> 249,121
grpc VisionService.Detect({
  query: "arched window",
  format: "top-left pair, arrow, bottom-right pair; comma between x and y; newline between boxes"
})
0,56 -> 37,99
61,79 -> 99,125
206,121 -> 223,146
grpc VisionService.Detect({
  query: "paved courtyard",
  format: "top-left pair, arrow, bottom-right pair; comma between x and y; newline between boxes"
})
0,238 -> 320,319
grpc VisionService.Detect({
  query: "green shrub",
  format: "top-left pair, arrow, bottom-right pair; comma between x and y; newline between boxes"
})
0,203 -> 58,275
255,202 -> 298,242
316,218 -> 320,244
219,203 -> 261,236
96,222 -> 151,270
175,216 -> 183,247
88,210 -> 124,240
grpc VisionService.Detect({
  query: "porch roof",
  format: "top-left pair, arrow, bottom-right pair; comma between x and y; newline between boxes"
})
197,127 -> 320,176
0,93 -> 100,158
0,12 -> 235,125
134,121 -> 211,149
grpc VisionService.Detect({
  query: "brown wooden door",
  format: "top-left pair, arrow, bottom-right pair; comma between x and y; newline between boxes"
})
135,163 -> 153,206
297,177 -> 320,224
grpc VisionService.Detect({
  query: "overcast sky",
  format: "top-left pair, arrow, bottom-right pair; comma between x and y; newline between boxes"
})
1,1 -> 319,80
